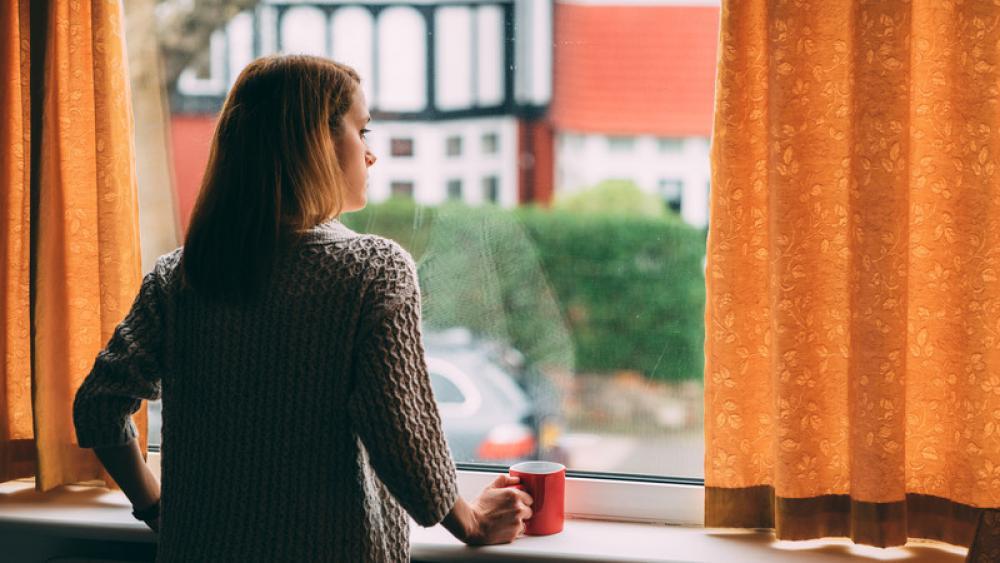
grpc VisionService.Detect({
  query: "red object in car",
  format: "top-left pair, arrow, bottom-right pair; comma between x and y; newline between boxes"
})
476,422 -> 537,460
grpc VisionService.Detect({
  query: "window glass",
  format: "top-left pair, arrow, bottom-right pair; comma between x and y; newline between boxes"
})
390,181 -> 415,199
390,137 -> 414,157
482,176 -> 499,203
429,371 -> 466,404
481,132 -> 499,155
657,137 -> 684,153
447,179 -> 463,201
128,0 -> 716,480
446,135 -> 462,157
607,136 -> 635,152
659,179 -> 683,213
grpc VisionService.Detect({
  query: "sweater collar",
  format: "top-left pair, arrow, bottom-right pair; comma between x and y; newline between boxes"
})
298,218 -> 360,245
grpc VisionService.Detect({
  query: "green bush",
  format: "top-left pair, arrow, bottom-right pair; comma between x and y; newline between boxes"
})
341,200 -> 705,382
553,179 -> 677,221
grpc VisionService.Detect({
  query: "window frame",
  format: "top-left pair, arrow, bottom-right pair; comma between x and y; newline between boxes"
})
454,465 -> 704,525
143,450 -> 706,525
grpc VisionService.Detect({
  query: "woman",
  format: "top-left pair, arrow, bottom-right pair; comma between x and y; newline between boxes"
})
72,54 -> 533,562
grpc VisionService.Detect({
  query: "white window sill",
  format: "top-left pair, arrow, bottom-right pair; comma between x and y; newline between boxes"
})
0,478 -> 968,562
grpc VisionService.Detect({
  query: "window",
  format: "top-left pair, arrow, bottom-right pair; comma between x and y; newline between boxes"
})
659,179 -> 683,213
390,137 -> 414,157
446,179 -> 463,201
390,180 -> 415,199
657,137 -> 684,153
608,136 -> 635,152
481,132 -> 499,155
429,371 -> 466,404
482,176 -> 499,203
131,0 -> 715,519
445,135 -> 462,157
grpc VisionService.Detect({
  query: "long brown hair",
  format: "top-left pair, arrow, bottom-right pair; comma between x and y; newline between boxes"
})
181,55 -> 360,303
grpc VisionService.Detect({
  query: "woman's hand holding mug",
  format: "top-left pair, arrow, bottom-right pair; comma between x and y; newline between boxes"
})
467,474 -> 534,544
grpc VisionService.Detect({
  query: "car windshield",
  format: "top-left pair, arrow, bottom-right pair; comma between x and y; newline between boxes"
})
427,346 -> 529,411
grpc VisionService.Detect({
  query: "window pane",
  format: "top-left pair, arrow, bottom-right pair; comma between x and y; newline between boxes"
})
130,0 -> 716,480
445,135 -> 462,157
482,176 -> 499,203
481,132 -> 499,155
447,179 -> 463,201
607,136 -> 635,152
390,181 -> 415,199
390,137 -> 414,157
429,372 -> 466,404
658,137 -> 684,153
659,179 -> 683,213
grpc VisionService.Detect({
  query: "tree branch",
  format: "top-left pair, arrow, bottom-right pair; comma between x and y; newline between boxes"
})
155,0 -> 259,91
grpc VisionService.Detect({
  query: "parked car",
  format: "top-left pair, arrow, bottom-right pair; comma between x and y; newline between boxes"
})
147,327 -> 567,466
424,327 -> 568,466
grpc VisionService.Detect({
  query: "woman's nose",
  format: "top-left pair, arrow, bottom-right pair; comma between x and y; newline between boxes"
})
365,152 -> 377,167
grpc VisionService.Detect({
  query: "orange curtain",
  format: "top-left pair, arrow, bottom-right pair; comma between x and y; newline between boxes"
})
0,0 -> 35,483
0,0 -> 146,491
706,0 -> 1000,549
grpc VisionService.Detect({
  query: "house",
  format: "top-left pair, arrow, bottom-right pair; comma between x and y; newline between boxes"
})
168,0 -> 554,229
550,0 -> 719,228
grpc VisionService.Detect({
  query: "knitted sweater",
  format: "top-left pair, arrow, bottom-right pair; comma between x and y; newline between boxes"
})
72,218 -> 460,562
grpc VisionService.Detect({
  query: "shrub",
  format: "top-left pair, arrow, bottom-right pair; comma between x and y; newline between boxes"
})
341,200 -> 705,382
553,179 -> 677,221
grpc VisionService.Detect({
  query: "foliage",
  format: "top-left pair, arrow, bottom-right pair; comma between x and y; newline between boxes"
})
552,179 -> 677,221
341,200 -> 705,381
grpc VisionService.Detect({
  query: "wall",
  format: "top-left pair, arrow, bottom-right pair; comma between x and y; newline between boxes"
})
555,132 -> 711,227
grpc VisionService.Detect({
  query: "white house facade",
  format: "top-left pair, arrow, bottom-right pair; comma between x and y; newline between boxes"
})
170,0 -> 553,212
555,133 -> 711,228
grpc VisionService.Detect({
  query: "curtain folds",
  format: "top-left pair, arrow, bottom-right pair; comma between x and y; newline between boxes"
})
0,0 -> 145,491
706,0 -> 1000,548
0,0 -> 35,484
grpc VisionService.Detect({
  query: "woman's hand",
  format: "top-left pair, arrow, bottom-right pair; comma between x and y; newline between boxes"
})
466,474 -> 534,545
441,474 -> 533,545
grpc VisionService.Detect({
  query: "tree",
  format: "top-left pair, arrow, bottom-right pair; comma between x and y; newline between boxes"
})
154,0 -> 259,92
124,0 -> 261,264
552,179 -> 678,220
124,0 -> 182,268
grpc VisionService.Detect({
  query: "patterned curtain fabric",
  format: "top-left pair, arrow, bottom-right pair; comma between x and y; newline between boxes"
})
0,0 -> 35,484
0,0 -> 145,491
706,0 -> 1000,549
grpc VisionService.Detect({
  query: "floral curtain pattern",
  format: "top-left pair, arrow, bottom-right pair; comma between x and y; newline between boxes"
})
0,0 -> 145,491
706,0 -> 1000,548
0,0 -> 35,484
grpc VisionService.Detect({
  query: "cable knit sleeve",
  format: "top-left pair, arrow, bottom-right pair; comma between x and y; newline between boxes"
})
347,238 -> 459,527
73,263 -> 165,449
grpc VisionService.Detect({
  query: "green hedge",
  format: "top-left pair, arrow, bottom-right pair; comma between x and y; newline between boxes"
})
341,200 -> 705,381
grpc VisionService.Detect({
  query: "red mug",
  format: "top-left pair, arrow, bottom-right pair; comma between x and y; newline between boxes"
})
509,461 -> 566,536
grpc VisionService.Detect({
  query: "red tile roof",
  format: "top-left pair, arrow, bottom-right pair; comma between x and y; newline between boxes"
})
550,3 -> 720,137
